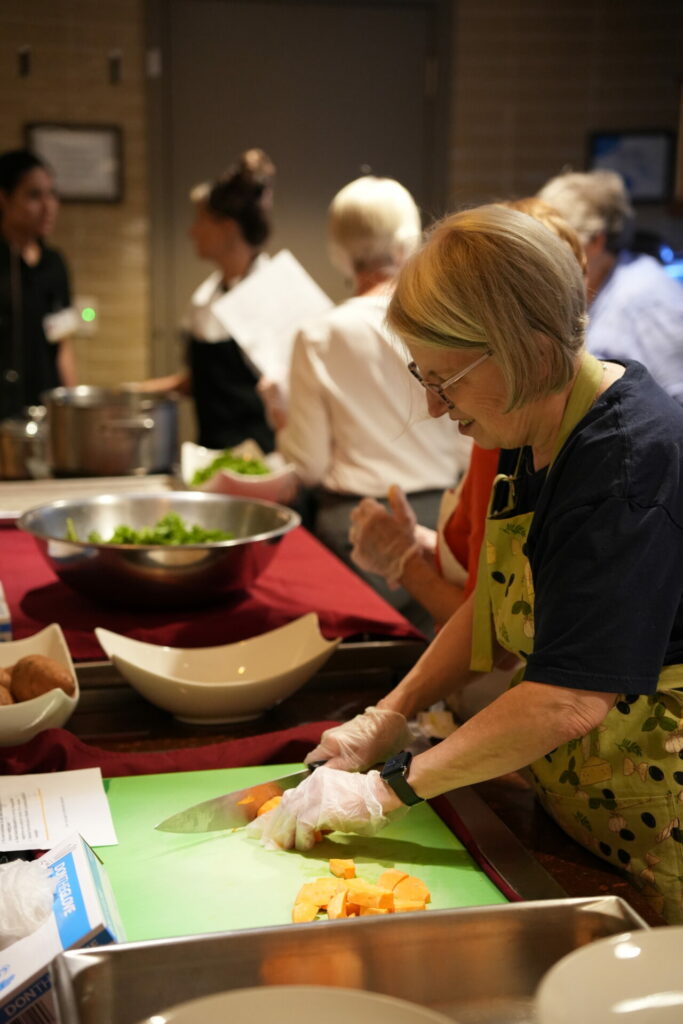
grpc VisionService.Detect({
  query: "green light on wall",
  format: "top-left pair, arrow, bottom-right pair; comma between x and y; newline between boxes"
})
81,307 -> 97,323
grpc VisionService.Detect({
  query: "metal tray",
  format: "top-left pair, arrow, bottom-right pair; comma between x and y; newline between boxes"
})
53,896 -> 647,1024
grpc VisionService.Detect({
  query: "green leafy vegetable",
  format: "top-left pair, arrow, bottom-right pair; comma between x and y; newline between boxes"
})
66,512 -> 234,545
191,450 -> 270,487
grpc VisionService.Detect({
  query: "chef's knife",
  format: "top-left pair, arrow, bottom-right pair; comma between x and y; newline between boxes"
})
154,761 -> 326,834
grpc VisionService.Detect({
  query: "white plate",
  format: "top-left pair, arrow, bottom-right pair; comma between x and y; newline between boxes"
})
0,624 -> 78,745
138,984 -> 459,1024
535,926 -> 683,1024
181,441 -> 297,504
95,613 -> 340,723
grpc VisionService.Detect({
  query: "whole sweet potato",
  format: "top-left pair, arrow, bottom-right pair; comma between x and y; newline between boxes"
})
10,655 -> 75,702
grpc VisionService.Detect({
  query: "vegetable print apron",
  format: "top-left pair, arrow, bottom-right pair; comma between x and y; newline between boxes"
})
471,353 -> 683,923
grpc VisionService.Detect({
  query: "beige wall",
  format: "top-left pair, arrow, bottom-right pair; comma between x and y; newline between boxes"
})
2,0 -> 682,389
0,0 -> 150,386
451,0 -> 683,244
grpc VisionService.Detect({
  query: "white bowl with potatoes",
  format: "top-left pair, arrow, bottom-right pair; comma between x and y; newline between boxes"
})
0,624 -> 78,745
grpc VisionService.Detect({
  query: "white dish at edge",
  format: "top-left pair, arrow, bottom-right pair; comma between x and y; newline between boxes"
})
137,984 -> 460,1024
0,624 -> 79,745
535,926 -> 683,1024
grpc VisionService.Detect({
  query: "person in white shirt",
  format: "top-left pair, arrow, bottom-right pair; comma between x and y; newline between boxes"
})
277,176 -> 471,633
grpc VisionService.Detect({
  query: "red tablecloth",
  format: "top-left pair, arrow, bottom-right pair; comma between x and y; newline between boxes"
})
1,523 -> 422,660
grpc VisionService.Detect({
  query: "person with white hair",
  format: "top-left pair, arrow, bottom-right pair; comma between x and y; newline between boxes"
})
277,176 -> 471,633
538,169 -> 683,404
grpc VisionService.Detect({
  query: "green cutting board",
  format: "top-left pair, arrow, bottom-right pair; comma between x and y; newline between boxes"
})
95,765 -> 507,941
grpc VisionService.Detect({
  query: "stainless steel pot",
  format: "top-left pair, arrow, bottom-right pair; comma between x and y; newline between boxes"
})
0,406 -> 49,480
43,387 -> 178,477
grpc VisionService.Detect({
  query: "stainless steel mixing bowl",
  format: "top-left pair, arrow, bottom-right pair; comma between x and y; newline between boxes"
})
18,492 -> 301,608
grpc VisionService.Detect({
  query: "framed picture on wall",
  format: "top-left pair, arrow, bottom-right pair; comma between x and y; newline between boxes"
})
588,130 -> 675,203
25,122 -> 124,203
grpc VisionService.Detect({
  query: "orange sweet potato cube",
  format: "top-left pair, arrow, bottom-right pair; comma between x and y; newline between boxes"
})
296,878 -> 344,909
327,888 -> 348,920
377,868 -> 408,891
345,881 -> 394,911
393,875 -> 431,904
256,795 -> 283,816
292,902 -> 319,923
394,898 -> 427,913
329,858 -> 356,879
359,906 -> 390,915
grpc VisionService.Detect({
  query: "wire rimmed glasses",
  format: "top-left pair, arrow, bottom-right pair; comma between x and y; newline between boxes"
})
407,349 -> 491,410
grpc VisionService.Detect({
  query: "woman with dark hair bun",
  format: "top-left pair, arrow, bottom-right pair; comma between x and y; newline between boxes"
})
135,148 -> 283,452
0,148 -> 78,421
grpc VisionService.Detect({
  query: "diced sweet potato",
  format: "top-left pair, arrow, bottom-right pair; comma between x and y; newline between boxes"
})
292,901 -> 319,923
296,878 -> 344,909
359,906 -> 389,915
345,880 -> 394,911
394,898 -> 427,913
256,795 -> 282,816
329,858 -> 356,879
377,869 -> 408,891
393,875 -> 431,904
327,888 -> 348,920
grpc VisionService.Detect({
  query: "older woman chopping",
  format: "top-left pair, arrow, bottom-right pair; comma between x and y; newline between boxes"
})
251,204 -> 683,923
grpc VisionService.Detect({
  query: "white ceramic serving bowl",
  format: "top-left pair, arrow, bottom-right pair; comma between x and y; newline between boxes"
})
181,441 -> 298,504
535,926 -> 683,1024
0,624 -> 78,745
138,984 -> 459,1024
95,613 -> 340,724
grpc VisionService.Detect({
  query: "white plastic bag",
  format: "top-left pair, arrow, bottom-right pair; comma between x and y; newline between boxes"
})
0,859 -> 54,950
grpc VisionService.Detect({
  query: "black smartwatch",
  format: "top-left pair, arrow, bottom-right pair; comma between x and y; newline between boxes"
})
380,751 -> 424,806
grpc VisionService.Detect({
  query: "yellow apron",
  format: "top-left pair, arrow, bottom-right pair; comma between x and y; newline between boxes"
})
471,353 -> 683,923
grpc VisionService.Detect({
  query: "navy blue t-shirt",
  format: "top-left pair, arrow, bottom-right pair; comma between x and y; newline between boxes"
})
490,361 -> 683,695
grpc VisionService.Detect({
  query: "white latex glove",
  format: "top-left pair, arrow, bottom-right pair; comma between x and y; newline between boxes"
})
248,766 -> 405,850
349,487 -> 419,588
304,706 -> 412,771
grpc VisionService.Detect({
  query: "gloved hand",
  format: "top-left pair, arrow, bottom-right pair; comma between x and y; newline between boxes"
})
304,706 -> 412,771
248,766 -> 404,850
349,485 -> 420,588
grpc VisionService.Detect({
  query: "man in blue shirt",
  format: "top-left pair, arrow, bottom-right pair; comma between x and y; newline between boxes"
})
538,169 -> 683,404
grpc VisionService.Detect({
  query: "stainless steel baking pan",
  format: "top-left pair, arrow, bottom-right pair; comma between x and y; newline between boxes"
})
52,896 -> 647,1024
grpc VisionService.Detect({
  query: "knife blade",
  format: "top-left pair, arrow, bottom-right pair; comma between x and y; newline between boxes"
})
154,762 -> 325,834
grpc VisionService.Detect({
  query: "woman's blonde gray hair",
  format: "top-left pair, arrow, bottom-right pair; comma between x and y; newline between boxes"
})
328,175 -> 422,278
387,204 -> 588,410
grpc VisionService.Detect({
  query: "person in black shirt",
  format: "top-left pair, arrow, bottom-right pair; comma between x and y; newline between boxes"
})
250,206 -> 683,924
0,149 -> 77,420
135,149 -> 277,452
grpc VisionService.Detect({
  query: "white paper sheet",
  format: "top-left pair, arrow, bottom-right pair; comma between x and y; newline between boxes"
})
0,767 -> 118,850
210,249 -> 333,385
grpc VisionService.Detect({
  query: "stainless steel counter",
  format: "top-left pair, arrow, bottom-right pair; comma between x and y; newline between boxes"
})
52,896 -> 647,1024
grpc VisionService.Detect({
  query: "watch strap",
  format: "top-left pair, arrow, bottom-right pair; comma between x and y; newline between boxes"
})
380,751 -> 424,806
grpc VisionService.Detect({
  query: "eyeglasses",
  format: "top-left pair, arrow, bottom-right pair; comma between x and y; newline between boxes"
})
408,349 -> 491,410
